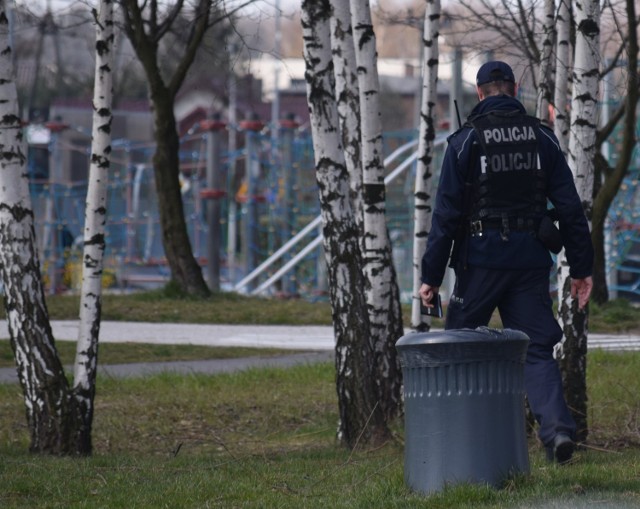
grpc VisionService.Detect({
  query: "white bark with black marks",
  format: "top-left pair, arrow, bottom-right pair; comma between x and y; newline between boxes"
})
302,0 -> 389,447
0,0 -> 77,454
411,0 -> 440,331
349,0 -> 403,422
535,0 -> 556,122
558,0 -> 599,443
553,0 -> 571,336
74,0 -> 114,455
330,0 -> 362,222
553,0 -> 571,154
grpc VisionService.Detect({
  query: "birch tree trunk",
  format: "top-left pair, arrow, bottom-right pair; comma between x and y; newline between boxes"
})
349,0 -> 403,423
558,0 -> 599,443
301,0 -> 390,448
553,0 -> 571,340
535,0 -> 556,122
0,1 -> 79,454
73,0 -> 114,455
554,0 -> 572,324
552,0 -> 571,154
330,0 -> 362,223
411,0 -> 440,331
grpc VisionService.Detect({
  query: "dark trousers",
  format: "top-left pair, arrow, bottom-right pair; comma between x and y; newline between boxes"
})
445,265 -> 575,446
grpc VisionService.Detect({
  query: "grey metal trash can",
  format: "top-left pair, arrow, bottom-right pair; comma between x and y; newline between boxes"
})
395,327 -> 530,494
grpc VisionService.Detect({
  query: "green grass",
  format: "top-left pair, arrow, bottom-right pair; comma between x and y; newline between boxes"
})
0,352 -> 639,508
0,287 -> 636,506
1,447 -> 639,508
588,349 -> 640,445
0,340 -> 293,369
29,289 -> 336,325
589,298 -> 640,333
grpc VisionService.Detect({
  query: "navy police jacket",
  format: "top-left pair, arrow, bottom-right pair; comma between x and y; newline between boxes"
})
421,94 -> 594,287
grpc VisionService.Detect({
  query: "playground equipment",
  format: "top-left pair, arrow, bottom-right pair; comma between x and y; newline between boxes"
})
606,168 -> 640,299
232,136 -> 431,295
25,119 -> 640,302
27,117 -> 346,295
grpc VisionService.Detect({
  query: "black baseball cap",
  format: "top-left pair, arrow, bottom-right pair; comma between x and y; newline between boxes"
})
476,61 -> 515,85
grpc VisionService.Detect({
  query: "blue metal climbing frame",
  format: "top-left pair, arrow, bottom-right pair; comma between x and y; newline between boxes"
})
24,121 -> 640,301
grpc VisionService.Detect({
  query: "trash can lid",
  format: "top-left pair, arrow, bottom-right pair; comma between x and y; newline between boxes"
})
396,327 -> 529,348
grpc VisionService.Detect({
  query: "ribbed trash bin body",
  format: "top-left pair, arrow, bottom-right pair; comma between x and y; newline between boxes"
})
396,328 -> 530,494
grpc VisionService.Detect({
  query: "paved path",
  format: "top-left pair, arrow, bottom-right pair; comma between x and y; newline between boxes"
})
13,321 -> 640,352
0,322 -> 338,384
47,321 -> 335,351
0,321 -> 638,384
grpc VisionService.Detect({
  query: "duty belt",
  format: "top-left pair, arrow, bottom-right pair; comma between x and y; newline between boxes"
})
469,217 -> 539,238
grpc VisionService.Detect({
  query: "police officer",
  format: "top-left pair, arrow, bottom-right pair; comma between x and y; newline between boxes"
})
419,61 -> 594,464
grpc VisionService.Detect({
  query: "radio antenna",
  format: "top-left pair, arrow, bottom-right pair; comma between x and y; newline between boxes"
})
454,99 -> 462,128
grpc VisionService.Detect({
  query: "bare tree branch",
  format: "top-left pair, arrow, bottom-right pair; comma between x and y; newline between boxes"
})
167,0 -> 209,96
155,0 -> 186,42
121,0 -> 161,86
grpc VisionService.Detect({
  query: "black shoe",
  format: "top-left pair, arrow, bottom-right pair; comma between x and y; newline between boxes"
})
546,433 -> 575,464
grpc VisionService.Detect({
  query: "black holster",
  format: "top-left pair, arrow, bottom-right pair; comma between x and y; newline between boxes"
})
537,213 -> 563,254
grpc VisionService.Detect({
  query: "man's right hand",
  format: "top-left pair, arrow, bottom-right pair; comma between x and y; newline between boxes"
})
419,283 -> 440,309
570,276 -> 593,310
